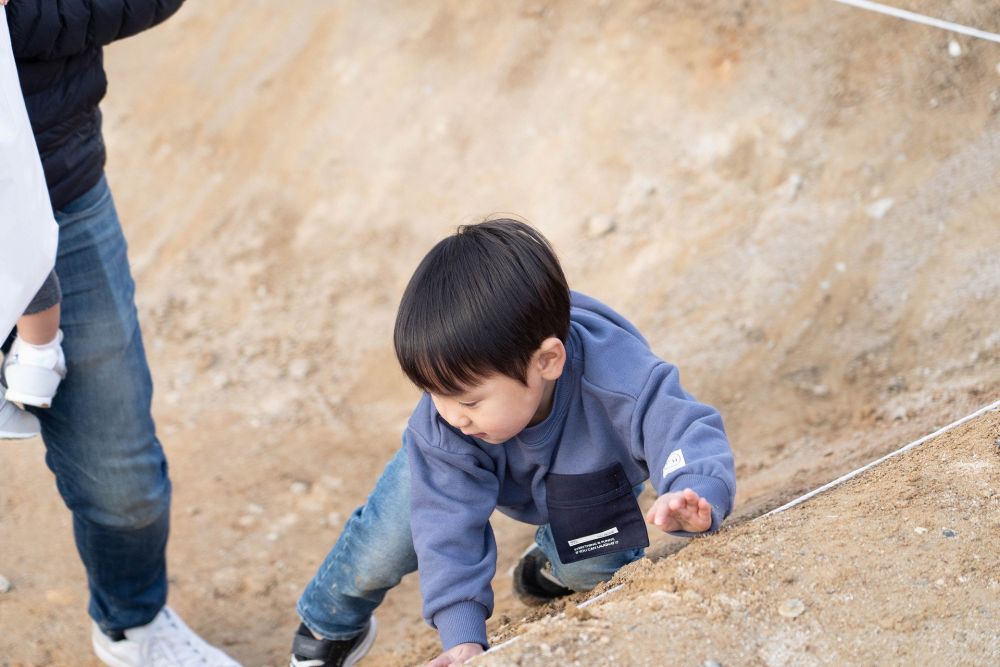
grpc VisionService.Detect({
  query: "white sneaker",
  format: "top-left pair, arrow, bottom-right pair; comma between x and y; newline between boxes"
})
91,607 -> 243,667
3,330 -> 67,408
0,394 -> 40,439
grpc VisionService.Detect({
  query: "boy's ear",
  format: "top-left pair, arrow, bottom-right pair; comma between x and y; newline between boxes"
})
536,337 -> 566,380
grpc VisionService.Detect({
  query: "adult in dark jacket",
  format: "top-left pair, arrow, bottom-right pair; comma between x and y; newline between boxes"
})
3,2 -> 240,665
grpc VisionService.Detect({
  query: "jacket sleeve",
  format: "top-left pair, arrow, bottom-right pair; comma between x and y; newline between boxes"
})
7,0 -> 185,61
407,428 -> 500,650
630,361 -> 736,535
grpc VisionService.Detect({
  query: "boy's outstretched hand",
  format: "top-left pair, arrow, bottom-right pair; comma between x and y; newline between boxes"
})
423,642 -> 484,666
646,488 -> 713,533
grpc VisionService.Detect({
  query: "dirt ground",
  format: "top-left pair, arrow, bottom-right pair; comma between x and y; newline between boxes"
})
477,409 -> 1000,667
1,1 -> 998,665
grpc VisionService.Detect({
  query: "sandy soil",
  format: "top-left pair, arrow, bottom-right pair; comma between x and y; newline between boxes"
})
1,1 -> 998,665
475,409 -> 1000,667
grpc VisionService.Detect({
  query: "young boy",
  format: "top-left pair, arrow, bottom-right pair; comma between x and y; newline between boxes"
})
0,270 -> 66,439
289,219 -> 735,667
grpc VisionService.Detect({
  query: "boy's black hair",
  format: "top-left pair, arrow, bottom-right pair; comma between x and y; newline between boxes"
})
394,218 -> 570,395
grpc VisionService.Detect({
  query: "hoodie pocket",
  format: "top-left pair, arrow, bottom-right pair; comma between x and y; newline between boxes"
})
545,462 -> 649,564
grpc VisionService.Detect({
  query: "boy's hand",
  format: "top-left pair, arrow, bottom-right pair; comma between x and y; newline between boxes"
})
646,488 -> 712,533
423,643 -> 485,666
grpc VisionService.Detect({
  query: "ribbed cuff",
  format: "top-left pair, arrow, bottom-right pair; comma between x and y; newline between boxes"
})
666,473 -> 733,536
433,601 -> 489,650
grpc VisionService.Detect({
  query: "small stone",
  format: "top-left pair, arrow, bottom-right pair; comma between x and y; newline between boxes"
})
244,571 -> 277,596
683,589 -> 704,603
212,567 -> 244,598
0,575 -> 11,593
948,40 -> 962,58
209,370 -> 231,389
778,598 -> 806,618
289,359 -> 313,380
584,214 -> 616,239
566,605 -> 595,621
914,526 -> 928,535
865,197 -> 895,220
290,481 -> 309,495
942,528 -> 957,538
777,172 -> 803,200
320,475 -> 343,490
704,661 -> 723,667
45,588 -> 74,605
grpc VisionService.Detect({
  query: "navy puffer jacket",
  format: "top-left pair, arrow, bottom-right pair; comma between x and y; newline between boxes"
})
6,0 -> 184,209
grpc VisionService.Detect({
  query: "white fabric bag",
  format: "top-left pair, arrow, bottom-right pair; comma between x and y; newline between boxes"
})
0,8 -> 58,339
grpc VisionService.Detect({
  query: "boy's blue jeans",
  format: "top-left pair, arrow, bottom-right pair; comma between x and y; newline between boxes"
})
297,435 -> 645,641
12,175 -> 172,635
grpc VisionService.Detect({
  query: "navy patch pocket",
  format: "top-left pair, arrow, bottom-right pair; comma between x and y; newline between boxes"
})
545,462 -> 649,564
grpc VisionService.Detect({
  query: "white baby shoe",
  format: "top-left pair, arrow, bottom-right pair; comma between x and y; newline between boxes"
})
3,330 -> 66,408
0,394 -> 40,439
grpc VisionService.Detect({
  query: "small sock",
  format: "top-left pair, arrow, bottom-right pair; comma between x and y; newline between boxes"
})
299,623 -> 327,641
15,329 -> 62,352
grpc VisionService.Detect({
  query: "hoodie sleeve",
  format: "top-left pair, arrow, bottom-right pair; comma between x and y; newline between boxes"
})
8,0 -> 185,61
630,361 -> 736,535
407,427 -> 501,650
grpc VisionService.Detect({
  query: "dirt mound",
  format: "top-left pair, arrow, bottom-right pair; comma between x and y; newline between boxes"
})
1,1 -> 998,665
473,408 -> 1000,666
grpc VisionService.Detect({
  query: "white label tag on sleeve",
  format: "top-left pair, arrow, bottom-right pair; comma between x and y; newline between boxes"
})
662,449 -> 686,477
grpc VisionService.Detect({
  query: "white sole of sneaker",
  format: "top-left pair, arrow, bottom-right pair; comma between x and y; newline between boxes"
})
92,638 -> 133,667
0,430 -> 38,440
3,389 -> 52,409
346,617 -> 377,667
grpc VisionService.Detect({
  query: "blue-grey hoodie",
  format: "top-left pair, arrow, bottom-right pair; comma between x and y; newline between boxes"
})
407,292 -> 736,649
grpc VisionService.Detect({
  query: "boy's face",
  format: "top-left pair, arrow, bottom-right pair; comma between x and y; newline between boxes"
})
429,338 -> 565,445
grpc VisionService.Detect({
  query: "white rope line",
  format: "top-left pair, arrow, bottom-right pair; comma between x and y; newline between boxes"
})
578,584 -> 623,608
476,397 -> 999,660
830,0 -> 1000,44
766,398 -> 1000,516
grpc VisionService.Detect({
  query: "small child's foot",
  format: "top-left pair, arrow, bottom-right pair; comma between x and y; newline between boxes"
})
289,619 -> 376,667
3,330 -> 66,408
512,544 -> 573,605
0,394 -> 40,440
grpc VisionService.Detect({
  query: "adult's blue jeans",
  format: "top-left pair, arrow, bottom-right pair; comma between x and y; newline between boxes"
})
296,436 -> 644,641
20,175 -> 172,635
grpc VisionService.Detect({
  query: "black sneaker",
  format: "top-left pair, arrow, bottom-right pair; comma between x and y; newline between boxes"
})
512,544 -> 574,605
289,619 -> 376,667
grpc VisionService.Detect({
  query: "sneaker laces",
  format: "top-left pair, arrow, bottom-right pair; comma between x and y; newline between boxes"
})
141,609 -> 228,666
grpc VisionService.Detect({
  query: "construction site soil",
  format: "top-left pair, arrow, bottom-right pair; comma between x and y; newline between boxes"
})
1,1 -> 998,666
